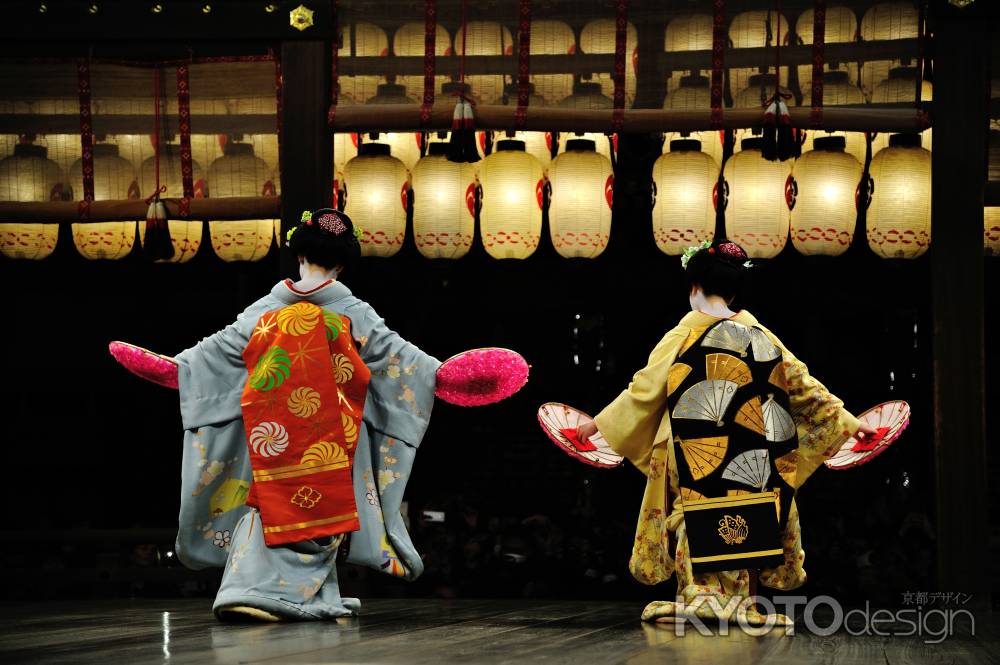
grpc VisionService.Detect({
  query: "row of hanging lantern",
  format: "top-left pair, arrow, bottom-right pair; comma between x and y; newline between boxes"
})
0,136 -> 279,262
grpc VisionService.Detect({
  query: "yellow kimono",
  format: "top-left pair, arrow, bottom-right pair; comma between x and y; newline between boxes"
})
594,310 -> 860,623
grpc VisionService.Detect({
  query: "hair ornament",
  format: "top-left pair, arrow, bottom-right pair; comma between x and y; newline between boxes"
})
352,224 -> 364,241
300,210 -> 312,224
285,226 -> 297,243
680,240 -> 713,270
316,212 -> 348,235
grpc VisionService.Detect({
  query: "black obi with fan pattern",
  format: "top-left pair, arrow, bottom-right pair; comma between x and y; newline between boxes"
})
666,319 -> 797,571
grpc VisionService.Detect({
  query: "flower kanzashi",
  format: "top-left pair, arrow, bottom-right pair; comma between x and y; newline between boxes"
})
680,240 -> 712,270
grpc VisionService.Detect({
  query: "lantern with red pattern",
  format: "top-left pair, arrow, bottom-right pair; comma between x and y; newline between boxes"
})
478,140 -> 544,260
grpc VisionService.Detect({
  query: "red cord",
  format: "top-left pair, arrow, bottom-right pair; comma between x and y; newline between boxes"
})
458,0 -> 468,86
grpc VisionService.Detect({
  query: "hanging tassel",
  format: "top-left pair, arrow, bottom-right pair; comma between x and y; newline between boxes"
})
143,188 -> 174,261
446,96 -> 479,163
775,98 -> 796,161
761,99 -> 778,161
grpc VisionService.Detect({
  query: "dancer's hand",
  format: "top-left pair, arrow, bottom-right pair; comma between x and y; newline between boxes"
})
576,420 -> 599,442
855,422 -> 879,439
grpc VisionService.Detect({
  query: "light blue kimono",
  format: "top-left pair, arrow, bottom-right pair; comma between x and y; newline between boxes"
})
173,279 -> 440,619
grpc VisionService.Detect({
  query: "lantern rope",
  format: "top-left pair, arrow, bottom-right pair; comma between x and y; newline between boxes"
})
76,58 -> 94,220
761,0 -> 795,161
809,0 -> 826,128
145,68 -> 167,205
419,0 -> 437,127
514,0 -> 532,131
176,63 -> 194,218
143,67 -> 174,261
445,0 -> 479,162
709,0 -> 726,129
611,0 -> 628,133
914,0 -> 927,119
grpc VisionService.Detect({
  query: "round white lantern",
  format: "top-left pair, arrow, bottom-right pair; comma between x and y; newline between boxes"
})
652,139 -> 718,256
664,14 -> 714,93
454,21 -> 514,104
558,81 -> 613,110
795,6 -> 858,89
207,142 -> 276,262
0,143 -> 64,260
867,133 -> 931,259
579,19 -> 638,108
663,74 -> 725,165
411,143 -> 477,259
728,11 -> 790,94
478,139 -> 544,259
984,207 -> 1000,256
789,136 -> 862,256
548,139 -> 613,258
723,137 -> 791,259
733,73 -> 794,109
70,142 -> 139,260
557,133 -> 613,162
344,143 -> 410,258
340,22 -> 389,104
529,20 -> 575,105
374,132 -> 422,172
871,68 -> 933,153
800,71 -> 867,163
393,21 -> 452,103
859,2 -> 919,96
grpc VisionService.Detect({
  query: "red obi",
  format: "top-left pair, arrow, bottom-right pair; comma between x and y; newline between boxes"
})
240,302 -> 371,546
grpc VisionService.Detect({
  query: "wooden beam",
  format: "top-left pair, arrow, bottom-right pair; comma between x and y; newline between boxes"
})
330,103 -> 930,134
0,114 -> 277,136
0,196 -> 279,222
278,41 -> 333,278
930,0 -> 989,610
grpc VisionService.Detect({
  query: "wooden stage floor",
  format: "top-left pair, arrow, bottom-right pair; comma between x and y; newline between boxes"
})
0,599 -> 996,664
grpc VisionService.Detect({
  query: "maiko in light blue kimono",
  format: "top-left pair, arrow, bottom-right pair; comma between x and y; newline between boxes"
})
174,278 -> 439,620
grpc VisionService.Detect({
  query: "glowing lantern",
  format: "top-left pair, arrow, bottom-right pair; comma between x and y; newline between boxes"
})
801,72 -> 867,162
558,133 -> 613,162
340,22 -> 389,104
652,139 -> 718,256
0,143 -> 64,260
664,14 -> 713,93
529,20 -> 575,105
558,81 -> 613,110
139,145 -> 205,263
478,139 -> 544,259
579,19 -> 638,107
411,143 -> 477,259
860,2 -> 919,96
663,74 -> 724,165
795,6 -> 858,88
723,138 -> 791,259
207,142 -> 276,262
728,11 -> 790,94
733,73 -> 794,109
985,208 -> 1000,256
70,142 -> 139,260
393,21 -> 451,103
344,143 -> 409,258
867,133 -> 931,259
333,131 -> 359,210
871,68 -> 933,153
789,137 -> 862,256
454,22 -> 514,104
548,139 -> 613,259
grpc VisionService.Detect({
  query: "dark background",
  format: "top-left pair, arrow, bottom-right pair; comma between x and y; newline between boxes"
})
3,131 -> 994,608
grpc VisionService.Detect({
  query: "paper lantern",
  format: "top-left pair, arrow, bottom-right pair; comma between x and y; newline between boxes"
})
557,133 -> 613,162
334,131 -> 359,208
579,19 -> 638,108
871,68 -> 933,153
664,14 -> 713,93
867,133 -> 931,259
989,130 -> 1000,182
728,11 -> 790,94
454,22 -> 514,105
723,138 -> 791,259
488,129 -> 552,170
795,6 -> 858,88
652,139 -> 718,256
548,139 -> 613,259
663,74 -> 725,165
478,139 -> 544,259
800,72 -> 867,162
789,137 -> 862,256
344,143 -> 409,258
207,142 -> 275,262
70,142 -> 139,260
0,143 -> 64,260
339,22 -> 389,104
393,21 -> 452,102
411,143 -> 477,259
529,20 -> 575,105
137,145 -> 205,263
733,73 -> 794,109
985,208 -> 1000,256
859,2 -> 919,96
558,82 -> 613,110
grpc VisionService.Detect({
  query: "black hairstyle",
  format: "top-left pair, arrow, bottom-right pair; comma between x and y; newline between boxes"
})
683,239 -> 750,303
287,207 -> 361,273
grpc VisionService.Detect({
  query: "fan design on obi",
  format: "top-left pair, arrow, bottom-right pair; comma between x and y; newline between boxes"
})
721,449 -> 772,491
700,321 -> 781,361
672,380 -> 738,427
536,402 -> 624,468
677,436 -> 728,480
825,400 -> 911,470
734,395 -> 796,442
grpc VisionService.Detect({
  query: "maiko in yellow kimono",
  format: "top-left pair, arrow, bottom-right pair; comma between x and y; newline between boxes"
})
594,310 -> 860,624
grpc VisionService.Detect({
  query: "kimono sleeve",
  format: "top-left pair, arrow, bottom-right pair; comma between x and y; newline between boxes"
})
348,302 -> 441,448
594,327 -> 689,476
175,297 -> 274,430
760,326 -> 861,488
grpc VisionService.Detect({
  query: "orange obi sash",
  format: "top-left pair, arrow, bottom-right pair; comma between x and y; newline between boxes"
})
240,302 -> 371,546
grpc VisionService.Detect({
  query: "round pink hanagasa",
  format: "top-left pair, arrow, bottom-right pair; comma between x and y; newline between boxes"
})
434,347 -> 529,407
109,341 -> 179,389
